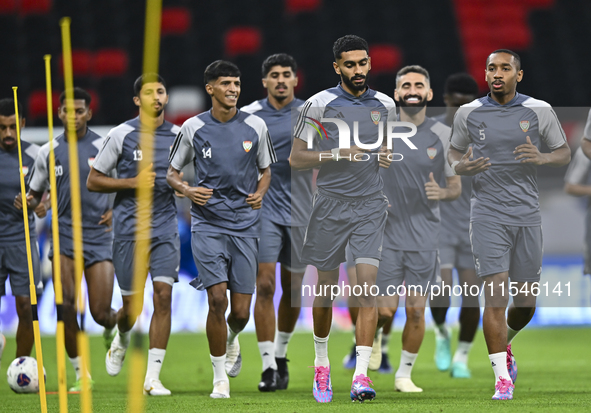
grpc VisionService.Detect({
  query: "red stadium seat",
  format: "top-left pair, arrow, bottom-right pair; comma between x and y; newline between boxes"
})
161,7 -> 191,35
58,50 -> 93,77
285,0 -> 322,14
224,27 -> 262,56
0,0 -> 17,14
27,90 -> 60,120
368,44 -> 402,74
20,0 -> 51,15
93,49 -> 129,77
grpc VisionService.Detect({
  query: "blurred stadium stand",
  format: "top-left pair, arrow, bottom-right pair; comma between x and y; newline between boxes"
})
1,0 -> 590,126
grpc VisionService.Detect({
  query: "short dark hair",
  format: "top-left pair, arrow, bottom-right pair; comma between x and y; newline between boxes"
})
333,35 -> 369,61
443,73 -> 479,96
134,73 -> 167,96
487,49 -> 521,71
395,65 -> 430,86
261,53 -> 297,78
204,60 -> 241,85
59,87 -> 92,106
0,98 -> 23,118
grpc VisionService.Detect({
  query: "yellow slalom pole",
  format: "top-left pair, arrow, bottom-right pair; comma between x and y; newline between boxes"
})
127,1 -> 163,412
13,87 -> 48,413
59,17 -> 92,413
44,54 -> 69,413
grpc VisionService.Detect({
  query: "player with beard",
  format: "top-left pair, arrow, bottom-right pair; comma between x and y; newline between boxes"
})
375,65 -> 461,392
290,34 -> 395,403
242,54 -> 313,391
0,98 -> 43,369
87,74 -> 181,396
449,50 -> 570,400
429,73 -> 482,378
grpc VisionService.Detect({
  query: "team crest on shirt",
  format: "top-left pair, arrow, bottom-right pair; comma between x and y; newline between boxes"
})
88,157 -> 95,167
370,110 -> 381,125
243,141 -> 252,152
21,166 -> 29,176
520,120 -> 530,132
427,147 -> 437,159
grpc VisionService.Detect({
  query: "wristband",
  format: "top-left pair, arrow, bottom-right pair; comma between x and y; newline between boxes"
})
451,160 -> 460,175
331,147 -> 340,161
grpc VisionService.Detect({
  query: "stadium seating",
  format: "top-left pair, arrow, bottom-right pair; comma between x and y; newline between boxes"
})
1,0 -> 590,127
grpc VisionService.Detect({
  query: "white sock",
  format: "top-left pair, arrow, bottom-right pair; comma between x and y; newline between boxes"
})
452,341 -> 472,365
145,348 -> 166,381
210,354 -> 228,384
395,350 -> 418,379
381,330 -> 391,354
313,334 -> 329,367
69,357 -> 83,381
434,323 -> 449,340
258,341 -> 277,371
507,325 -> 520,344
117,330 -> 130,348
227,324 -> 239,345
353,346 -> 372,379
489,352 -> 511,384
275,331 -> 293,358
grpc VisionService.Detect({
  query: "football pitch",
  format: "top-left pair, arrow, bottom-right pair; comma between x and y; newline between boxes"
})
1,328 -> 589,412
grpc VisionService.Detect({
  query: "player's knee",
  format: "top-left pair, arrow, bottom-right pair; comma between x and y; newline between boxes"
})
378,307 -> 395,321
231,309 -> 250,328
256,275 -> 275,299
406,307 -> 425,325
153,287 -> 172,311
208,292 -> 228,315
15,297 -> 31,318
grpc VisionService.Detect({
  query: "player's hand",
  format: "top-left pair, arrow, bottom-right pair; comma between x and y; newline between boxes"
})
135,163 -> 156,189
34,200 -> 48,218
184,186 -> 213,206
337,146 -> 369,162
378,144 -> 392,169
98,209 -> 113,232
13,193 -> 34,210
455,147 -> 491,176
424,172 -> 443,200
174,172 -> 189,198
246,192 -> 263,210
514,136 -> 547,165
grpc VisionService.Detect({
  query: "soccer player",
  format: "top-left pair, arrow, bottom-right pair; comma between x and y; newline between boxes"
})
242,53 -> 312,391
448,49 -> 570,400
0,98 -> 42,368
19,88 -> 117,391
290,34 -> 395,403
167,60 -> 275,399
564,109 -> 591,275
429,73 -> 482,378
87,74 -> 180,396
375,65 -> 461,393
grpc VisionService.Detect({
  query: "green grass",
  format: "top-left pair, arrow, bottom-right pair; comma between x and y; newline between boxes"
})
1,328 -> 590,412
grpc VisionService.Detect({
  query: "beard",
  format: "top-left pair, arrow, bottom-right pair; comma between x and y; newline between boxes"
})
398,95 -> 428,116
342,72 -> 368,92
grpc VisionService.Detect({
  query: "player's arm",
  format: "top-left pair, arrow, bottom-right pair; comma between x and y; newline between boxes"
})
166,165 -> 212,206
290,138 -> 369,169
448,146 -> 491,176
564,182 -> 591,197
514,137 -> 570,167
87,164 -> 155,193
581,138 -> 591,160
13,188 -> 44,212
246,167 -> 271,210
424,173 -> 461,201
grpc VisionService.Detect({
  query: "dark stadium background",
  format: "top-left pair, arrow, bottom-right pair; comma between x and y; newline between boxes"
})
0,0 -> 590,334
